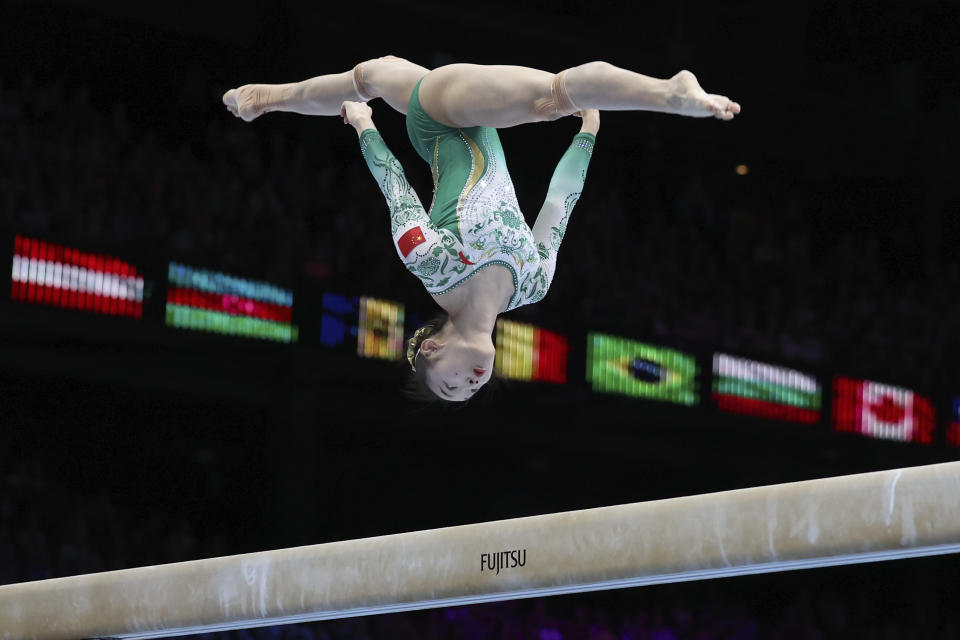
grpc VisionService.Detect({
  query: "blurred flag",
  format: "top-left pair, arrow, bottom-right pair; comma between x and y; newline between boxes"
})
947,398 -> 960,448
713,353 -> 821,422
358,296 -> 405,361
166,262 -> 297,343
495,319 -> 568,383
586,333 -> 698,405
832,377 -> 935,444
320,292 -> 358,349
11,235 -> 144,318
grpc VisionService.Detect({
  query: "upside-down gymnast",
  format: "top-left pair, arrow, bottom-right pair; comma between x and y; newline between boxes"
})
223,56 -> 740,402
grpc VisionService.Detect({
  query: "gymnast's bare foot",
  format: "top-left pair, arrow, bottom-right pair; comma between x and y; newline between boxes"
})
666,70 -> 741,121
222,83 -> 292,122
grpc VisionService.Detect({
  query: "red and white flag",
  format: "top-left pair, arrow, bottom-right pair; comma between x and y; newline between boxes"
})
833,377 -> 935,444
10,236 -> 144,318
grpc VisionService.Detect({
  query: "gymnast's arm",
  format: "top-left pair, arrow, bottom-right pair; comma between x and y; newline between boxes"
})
342,101 -> 445,265
530,110 -> 598,269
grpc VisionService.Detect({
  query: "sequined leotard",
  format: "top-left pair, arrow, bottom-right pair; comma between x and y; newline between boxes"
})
358,78 -> 595,312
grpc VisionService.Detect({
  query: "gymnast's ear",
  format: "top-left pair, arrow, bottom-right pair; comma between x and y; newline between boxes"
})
420,338 -> 443,358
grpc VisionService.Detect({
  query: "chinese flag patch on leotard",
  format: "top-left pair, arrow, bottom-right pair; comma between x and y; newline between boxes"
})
397,227 -> 426,257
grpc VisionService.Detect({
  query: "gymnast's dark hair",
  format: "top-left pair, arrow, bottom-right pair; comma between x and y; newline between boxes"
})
402,312 -> 501,405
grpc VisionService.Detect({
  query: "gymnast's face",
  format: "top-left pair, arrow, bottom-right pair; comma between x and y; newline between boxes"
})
420,335 -> 495,402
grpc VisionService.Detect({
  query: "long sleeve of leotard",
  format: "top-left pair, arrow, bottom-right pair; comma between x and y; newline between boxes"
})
358,129 -> 456,280
531,132 -> 596,287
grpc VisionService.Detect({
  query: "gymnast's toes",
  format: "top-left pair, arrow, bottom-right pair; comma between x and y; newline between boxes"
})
222,89 -> 240,117
222,84 -> 273,122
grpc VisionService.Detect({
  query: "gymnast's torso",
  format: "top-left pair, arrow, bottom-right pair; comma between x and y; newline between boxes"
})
358,78 -> 594,312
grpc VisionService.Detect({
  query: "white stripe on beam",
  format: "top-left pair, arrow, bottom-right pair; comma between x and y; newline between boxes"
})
2,462 -> 959,640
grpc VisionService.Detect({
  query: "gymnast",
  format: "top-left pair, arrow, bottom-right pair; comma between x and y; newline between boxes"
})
222,56 -> 740,402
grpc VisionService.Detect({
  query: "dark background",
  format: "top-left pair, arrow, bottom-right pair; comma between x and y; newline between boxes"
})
1,0 -> 959,637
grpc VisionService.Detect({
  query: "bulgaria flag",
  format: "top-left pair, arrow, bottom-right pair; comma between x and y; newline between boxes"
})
10,235 -> 144,318
713,353 -> 821,423
833,377 -> 935,444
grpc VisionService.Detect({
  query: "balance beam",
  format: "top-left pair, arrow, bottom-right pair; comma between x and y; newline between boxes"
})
3,462 -> 960,639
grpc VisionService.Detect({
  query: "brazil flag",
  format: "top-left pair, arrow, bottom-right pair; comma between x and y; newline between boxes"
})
586,332 -> 698,406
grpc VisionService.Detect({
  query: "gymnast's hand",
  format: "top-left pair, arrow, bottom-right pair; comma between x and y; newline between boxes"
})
341,101 -> 374,129
574,109 -> 600,135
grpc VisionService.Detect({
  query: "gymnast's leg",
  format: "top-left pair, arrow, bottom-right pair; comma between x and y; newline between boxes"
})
417,62 -> 740,129
222,55 -> 430,121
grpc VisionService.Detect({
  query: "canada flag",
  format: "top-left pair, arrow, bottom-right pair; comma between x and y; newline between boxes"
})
833,377 -> 935,444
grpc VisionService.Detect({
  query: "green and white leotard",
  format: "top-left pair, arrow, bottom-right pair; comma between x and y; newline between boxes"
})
358,78 -> 595,312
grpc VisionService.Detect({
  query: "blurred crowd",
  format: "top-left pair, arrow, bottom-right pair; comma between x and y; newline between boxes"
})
1,73 -> 958,391
2,461 -> 958,639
